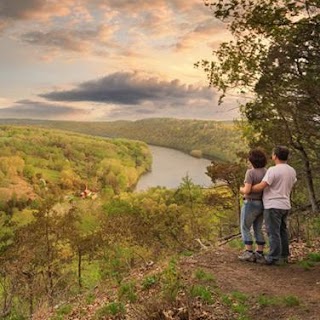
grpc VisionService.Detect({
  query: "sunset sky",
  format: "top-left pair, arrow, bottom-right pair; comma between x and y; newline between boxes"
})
0,0 -> 242,121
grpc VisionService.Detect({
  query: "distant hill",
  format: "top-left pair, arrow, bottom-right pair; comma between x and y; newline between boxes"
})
0,118 -> 246,162
0,125 -> 151,202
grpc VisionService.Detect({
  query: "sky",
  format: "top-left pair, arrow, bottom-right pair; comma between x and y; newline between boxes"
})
0,0 -> 242,121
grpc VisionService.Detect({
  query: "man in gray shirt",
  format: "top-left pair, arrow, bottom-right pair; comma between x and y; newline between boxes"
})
251,146 -> 297,265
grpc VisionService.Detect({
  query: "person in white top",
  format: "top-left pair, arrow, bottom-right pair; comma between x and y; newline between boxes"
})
251,146 -> 297,265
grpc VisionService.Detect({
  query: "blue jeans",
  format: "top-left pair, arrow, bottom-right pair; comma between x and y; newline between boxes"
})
264,208 -> 290,261
240,200 -> 265,245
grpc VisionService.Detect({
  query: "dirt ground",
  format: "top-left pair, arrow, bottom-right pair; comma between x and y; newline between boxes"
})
180,244 -> 320,320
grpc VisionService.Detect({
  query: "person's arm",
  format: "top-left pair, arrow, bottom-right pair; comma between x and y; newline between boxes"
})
251,181 -> 268,193
240,169 -> 253,195
240,183 -> 252,194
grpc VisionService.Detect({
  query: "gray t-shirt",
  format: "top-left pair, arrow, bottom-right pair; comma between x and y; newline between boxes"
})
244,167 -> 267,200
262,163 -> 297,209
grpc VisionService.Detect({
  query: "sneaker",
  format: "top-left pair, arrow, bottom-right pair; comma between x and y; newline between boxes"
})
238,251 -> 256,262
255,252 -> 266,264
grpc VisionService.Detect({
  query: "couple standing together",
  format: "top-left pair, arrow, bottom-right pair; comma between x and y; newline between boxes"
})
239,146 -> 297,265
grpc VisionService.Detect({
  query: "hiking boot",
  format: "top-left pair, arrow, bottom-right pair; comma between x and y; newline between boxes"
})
255,252 -> 266,264
238,251 -> 256,262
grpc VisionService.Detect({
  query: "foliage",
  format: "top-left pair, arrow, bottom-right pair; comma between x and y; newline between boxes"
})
198,0 -> 320,211
0,118 -> 246,162
0,126 -> 243,317
0,125 -> 151,203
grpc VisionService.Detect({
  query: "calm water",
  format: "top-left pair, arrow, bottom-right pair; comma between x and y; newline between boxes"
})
135,145 -> 212,191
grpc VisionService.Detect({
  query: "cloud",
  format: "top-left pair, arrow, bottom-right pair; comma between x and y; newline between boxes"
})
175,18 -> 230,51
39,71 -> 240,121
40,72 -> 214,105
0,0 -> 74,20
0,99 -> 89,120
21,24 -> 114,52
103,99 -> 240,121
0,1 -> 237,122
1,0 -> 214,53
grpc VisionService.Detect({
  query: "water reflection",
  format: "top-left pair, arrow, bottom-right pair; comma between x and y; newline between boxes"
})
135,145 -> 212,191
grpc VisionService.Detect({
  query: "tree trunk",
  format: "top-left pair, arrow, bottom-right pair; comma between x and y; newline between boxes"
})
78,247 -> 82,289
296,143 -> 319,213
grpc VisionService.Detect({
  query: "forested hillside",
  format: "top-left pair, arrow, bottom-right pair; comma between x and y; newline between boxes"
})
0,126 -> 239,319
1,0 -> 320,318
0,118 -> 245,162
0,126 -> 151,203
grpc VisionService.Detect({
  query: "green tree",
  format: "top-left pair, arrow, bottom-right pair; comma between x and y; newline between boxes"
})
63,204 -> 102,290
198,0 -> 320,211
206,161 -> 246,224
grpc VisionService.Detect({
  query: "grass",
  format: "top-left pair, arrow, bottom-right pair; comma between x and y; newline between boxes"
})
257,294 -> 281,306
190,285 -> 214,304
221,291 -> 249,319
296,251 -> 320,270
94,302 -> 125,319
298,260 -> 315,270
257,294 -> 300,307
118,281 -> 137,303
85,292 -> 96,305
142,275 -> 158,290
283,295 -> 300,307
180,250 -> 194,256
307,252 -> 320,262
194,268 -> 216,282
227,238 -> 244,250
51,304 -> 72,320
160,259 -> 181,301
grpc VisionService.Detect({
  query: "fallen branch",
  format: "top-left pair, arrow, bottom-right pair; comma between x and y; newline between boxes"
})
195,238 -> 210,250
218,232 -> 241,246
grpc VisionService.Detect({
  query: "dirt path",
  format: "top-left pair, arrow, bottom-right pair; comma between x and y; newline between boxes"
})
36,243 -> 320,320
181,246 -> 320,320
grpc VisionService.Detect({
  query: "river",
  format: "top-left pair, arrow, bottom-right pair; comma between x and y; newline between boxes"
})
135,145 -> 212,191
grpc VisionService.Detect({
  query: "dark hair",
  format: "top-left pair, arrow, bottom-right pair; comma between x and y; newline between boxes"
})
273,145 -> 290,161
248,149 -> 267,168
